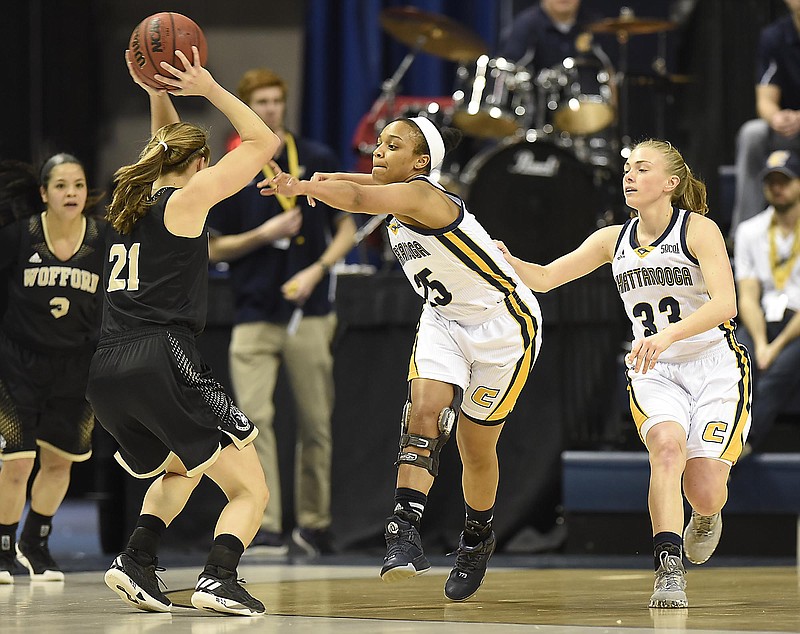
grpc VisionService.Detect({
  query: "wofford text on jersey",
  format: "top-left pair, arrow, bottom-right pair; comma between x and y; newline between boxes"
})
23,266 -> 100,293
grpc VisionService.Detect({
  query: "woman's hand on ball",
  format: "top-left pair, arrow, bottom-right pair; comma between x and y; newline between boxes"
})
153,47 -> 214,97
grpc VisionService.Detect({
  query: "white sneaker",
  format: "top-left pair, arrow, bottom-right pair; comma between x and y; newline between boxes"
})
648,551 -> 688,608
683,511 -> 722,565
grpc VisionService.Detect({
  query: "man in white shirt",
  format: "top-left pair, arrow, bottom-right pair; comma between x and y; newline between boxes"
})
734,149 -> 800,452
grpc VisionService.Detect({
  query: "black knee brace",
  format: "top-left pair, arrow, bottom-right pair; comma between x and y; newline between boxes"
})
395,385 -> 463,477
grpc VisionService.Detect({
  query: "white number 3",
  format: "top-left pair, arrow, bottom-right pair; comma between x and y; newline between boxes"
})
50,297 -> 69,318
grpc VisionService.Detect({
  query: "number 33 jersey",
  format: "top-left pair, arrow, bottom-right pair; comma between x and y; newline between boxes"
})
386,176 -> 538,325
612,207 -> 730,362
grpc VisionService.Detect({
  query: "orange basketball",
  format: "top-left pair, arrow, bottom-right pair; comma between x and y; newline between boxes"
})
129,12 -> 208,89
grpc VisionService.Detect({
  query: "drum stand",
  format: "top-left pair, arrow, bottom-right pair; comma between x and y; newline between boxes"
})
593,6 -> 677,149
368,40 -> 426,134
653,31 -> 668,138
362,45 -> 425,268
615,29 -> 676,145
615,30 -> 632,148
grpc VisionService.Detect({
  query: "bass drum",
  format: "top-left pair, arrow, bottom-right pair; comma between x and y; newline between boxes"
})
462,140 -> 613,264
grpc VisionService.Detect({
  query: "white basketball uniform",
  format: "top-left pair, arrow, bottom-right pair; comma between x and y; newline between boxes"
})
387,175 -> 542,424
612,208 -> 751,464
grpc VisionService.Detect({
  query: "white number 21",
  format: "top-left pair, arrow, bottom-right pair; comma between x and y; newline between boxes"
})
107,242 -> 141,292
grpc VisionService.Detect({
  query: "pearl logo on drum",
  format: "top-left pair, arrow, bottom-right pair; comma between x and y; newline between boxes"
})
508,152 -> 560,178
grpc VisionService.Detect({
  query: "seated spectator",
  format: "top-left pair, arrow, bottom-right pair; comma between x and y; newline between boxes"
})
734,150 -> 800,453
730,0 -> 800,235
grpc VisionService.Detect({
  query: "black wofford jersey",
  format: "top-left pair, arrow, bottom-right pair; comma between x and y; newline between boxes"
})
0,213 -> 106,351
102,187 -> 209,336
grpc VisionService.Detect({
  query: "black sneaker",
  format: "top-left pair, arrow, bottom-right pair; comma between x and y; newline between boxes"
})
379,514 -> 431,582
104,551 -> 171,612
444,530 -> 496,601
0,541 -> 15,585
16,540 -> 64,582
292,527 -> 336,557
243,529 -> 288,557
191,565 -> 266,616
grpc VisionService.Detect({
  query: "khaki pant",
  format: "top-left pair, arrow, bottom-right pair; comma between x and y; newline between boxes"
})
229,314 -> 335,531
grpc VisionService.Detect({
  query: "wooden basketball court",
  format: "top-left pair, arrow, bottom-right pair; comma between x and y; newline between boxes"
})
3,561 -> 798,633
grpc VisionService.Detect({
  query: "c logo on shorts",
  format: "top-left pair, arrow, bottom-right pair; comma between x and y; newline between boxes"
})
471,386 -> 499,408
702,421 -> 728,444
230,406 -> 251,431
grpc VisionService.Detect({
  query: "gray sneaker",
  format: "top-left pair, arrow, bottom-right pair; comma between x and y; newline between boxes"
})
649,551 -> 688,608
683,511 -> 722,565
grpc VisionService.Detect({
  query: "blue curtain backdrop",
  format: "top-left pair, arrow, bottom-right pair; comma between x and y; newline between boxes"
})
302,0 -> 497,170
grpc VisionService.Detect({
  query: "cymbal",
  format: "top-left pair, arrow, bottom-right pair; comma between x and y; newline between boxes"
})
588,16 -> 676,35
380,6 -> 488,62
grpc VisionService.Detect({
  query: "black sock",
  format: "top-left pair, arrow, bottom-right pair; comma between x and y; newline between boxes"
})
463,503 -> 494,546
20,510 -> 52,546
204,534 -> 245,579
653,531 -> 682,570
0,523 -> 18,554
126,514 -> 167,564
393,488 -> 427,528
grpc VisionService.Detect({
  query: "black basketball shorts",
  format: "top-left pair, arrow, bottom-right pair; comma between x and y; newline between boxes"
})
0,333 -> 94,461
86,326 -> 257,478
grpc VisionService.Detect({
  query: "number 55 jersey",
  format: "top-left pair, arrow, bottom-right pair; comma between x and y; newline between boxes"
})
386,176 -> 541,423
387,176 -> 538,326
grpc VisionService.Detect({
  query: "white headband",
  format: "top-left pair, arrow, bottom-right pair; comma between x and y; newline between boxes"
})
409,117 -> 445,170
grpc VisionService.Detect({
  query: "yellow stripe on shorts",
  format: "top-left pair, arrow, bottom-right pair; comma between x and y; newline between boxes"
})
407,320 -> 421,381
627,373 -> 649,441
719,320 -> 752,463
485,291 -> 539,421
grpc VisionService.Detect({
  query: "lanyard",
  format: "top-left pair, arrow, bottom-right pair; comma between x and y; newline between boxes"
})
261,132 -> 299,210
768,214 -> 800,290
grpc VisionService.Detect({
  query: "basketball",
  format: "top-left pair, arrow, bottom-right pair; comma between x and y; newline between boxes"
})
129,12 -> 208,89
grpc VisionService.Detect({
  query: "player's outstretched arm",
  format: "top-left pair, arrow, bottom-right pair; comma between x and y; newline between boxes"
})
496,225 -> 621,293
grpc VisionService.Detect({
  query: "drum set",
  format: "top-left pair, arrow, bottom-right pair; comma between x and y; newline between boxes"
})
357,6 -> 681,263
